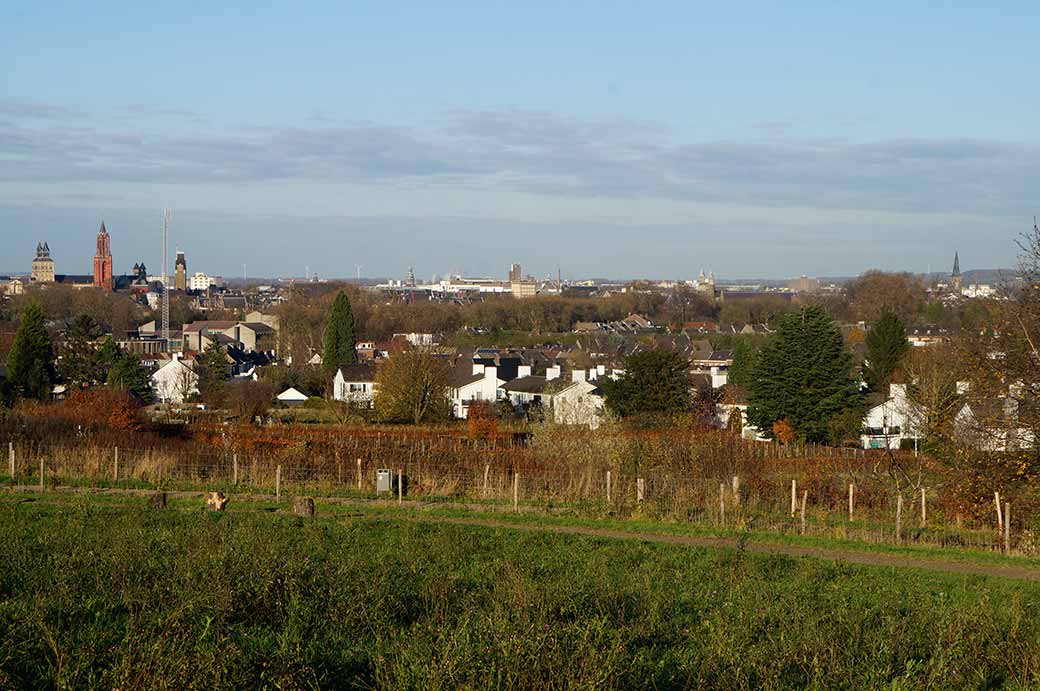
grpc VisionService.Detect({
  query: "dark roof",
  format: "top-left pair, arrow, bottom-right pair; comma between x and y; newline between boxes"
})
503,376 -> 549,394
239,322 -> 275,334
183,321 -> 237,333
336,363 -> 376,382
54,275 -> 93,285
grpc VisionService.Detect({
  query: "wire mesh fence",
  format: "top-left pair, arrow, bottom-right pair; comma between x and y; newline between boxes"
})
4,433 -> 1032,556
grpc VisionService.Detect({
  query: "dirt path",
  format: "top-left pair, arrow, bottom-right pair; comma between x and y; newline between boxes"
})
7,484 -> 1040,583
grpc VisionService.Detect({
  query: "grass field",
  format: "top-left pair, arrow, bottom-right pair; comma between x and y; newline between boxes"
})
2,494 -> 1039,689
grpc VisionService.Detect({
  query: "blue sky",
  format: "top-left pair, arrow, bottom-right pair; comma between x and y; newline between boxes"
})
2,1 -> 1038,280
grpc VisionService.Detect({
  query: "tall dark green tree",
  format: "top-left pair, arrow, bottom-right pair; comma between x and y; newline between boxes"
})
322,290 -> 358,373
107,350 -> 155,403
746,306 -> 862,443
863,310 -> 910,392
58,315 -> 105,389
727,338 -> 759,389
600,350 -> 693,419
196,343 -> 230,407
6,302 -> 55,400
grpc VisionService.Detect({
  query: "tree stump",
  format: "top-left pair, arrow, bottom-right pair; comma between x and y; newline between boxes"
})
293,496 -> 315,517
205,492 -> 229,512
148,492 -> 167,509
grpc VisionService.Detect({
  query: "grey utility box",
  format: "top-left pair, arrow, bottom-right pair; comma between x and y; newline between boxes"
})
376,468 -> 393,493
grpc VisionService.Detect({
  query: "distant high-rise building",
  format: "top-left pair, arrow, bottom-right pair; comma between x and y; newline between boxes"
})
174,251 -> 187,291
31,242 -> 55,283
93,222 -> 114,290
951,251 -> 962,292
509,263 -> 522,282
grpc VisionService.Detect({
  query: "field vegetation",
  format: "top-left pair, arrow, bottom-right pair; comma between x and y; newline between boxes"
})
2,494 -> 1039,689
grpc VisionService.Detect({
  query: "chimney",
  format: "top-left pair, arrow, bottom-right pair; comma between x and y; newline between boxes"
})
546,365 -> 561,381
597,364 -> 606,376
572,369 -> 586,382
472,363 -> 485,376
485,366 -> 498,381
517,365 -> 532,378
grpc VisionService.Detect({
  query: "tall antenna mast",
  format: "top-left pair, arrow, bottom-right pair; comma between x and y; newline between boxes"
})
161,209 -> 171,348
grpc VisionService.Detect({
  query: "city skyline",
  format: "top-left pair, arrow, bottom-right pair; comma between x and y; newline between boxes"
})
2,2 -> 1037,277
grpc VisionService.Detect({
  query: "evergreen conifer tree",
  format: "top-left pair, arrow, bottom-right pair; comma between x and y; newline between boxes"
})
727,338 -> 759,389
58,315 -> 105,389
600,350 -> 693,419
6,302 -> 55,400
747,306 -> 862,442
322,290 -> 358,373
863,310 -> 910,392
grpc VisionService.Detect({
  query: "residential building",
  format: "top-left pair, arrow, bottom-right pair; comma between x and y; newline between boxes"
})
860,384 -> 925,450
333,364 -> 378,407
151,355 -> 198,403
550,378 -> 605,429
451,364 -> 505,418
276,387 -> 309,407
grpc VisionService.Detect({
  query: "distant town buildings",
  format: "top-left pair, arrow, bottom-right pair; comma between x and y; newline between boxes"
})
189,272 -> 216,291
786,275 -> 820,293
508,262 -> 522,283
951,251 -> 962,292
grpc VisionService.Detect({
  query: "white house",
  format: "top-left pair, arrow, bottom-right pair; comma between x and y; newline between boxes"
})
451,365 -> 504,419
550,378 -> 605,429
860,384 -> 926,449
151,355 -> 199,403
954,397 -> 1034,451
332,364 -> 378,407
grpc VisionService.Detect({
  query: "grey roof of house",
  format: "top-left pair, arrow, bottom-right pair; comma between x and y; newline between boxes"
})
336,363 -> 377,382
239,322 -> 275,334
503,376 -> 549,394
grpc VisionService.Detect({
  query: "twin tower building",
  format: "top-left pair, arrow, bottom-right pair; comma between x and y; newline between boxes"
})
32,222 -> 188,291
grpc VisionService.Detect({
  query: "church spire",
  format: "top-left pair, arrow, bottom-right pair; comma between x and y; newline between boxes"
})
952,251 -> 960,277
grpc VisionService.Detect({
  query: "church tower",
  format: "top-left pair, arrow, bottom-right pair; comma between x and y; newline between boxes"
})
175,250 -> 187,291
93,222 -> 114,290
31,242 -> 55,283
951,251 -> 962,292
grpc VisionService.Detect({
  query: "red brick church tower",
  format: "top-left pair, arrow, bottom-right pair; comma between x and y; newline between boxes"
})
93,221 -> 114,290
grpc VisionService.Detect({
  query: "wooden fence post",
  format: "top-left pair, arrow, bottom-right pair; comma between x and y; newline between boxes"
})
731,475 -> 740,507
8,442 -> 13,481
513,473 -> 519,512
719,482 -> 726,526
637,478 -> 645,503
398,468 -> 403,506
113,448 -> 119,484
896,493 -> 903,542
995,491 -> 1003,529
39,457 -> 44,492
483,464 -> 490,496
800,490 -> 807,534
606,470 -> 612,503
920,487 -> 926,527
848,483 -> 854,521
357,458 -> 363,491
1005,502 -> 1011,553
790,479 -> 797,517
276,465 -> 282,500
233,454 -> 239,486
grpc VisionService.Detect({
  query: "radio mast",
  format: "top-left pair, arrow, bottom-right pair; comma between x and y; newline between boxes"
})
161,209 -> 171,348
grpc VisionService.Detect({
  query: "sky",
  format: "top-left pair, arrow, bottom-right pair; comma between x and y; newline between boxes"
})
1,1 -> 1038,281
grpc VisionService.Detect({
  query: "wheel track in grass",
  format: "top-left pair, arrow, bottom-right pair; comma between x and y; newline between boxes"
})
6,484 -> 1040,582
